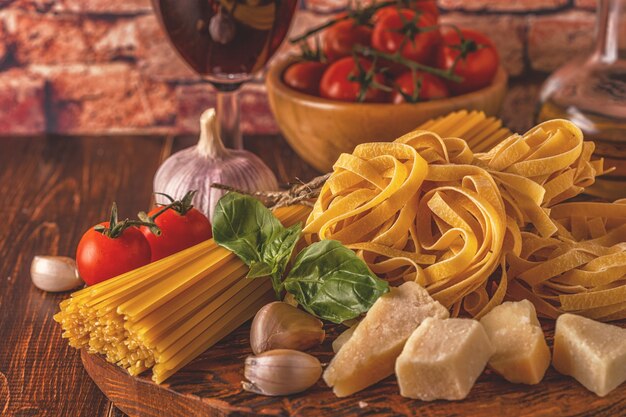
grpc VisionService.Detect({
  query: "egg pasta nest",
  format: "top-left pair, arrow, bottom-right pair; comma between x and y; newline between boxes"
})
304,119 -> 626,320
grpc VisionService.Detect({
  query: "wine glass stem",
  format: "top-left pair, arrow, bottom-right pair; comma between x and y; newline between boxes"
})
216,87 -> 242,150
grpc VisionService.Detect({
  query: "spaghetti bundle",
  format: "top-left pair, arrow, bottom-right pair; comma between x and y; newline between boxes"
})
55,205 -> 310,384
416,110 -> 511,152
304,118 -> 624,319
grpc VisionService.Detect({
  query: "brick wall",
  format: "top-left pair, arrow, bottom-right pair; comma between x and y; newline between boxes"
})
0,0 -> 599,136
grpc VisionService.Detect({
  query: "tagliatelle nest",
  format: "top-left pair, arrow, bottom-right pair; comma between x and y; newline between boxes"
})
304,119 -> 626,320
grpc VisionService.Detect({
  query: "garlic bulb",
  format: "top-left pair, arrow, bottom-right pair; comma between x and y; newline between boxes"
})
153,108 -> 278,220
31,256 -> 83,292
250,302 -> 325,354
243,349 -> 322,396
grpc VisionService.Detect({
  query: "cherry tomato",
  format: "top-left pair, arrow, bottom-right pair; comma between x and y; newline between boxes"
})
283,61 -> 327,96
413,0 -> 440,20
76,221 -> 151,286
319,56 -> 388,102
373,1 -> 439,24
323,18 -> 372,62
372,9 -> 440,65
391,71 -> 449,103
140,205 -> 212,262
437,29 -> 499,94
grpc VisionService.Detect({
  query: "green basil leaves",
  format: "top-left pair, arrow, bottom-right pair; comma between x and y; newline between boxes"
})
212,192 -> 301,297
283,240 -> 389,323
212,192 -> 389,323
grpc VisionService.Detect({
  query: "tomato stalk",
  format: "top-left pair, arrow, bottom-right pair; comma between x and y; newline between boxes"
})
436,23 -> 488,77
298,36 -> 327,63
289,0 -> 438,45
94,202 -> 161,238
347,54 -> 392,102
137,190 -> 198,225
289,0 -> 398,44
394,8 -> 429,48
396,71 -> 424,103
354,45 -> 462,82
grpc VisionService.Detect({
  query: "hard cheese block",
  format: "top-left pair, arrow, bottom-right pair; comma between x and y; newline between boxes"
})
395,317 -> 494,401
480,300 -> 550,384
323,281 -> 449,397
553,313 -> 626,397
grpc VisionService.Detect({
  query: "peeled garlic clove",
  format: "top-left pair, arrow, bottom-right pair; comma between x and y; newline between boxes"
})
31,256 -> 83,292
332,324 -> 358,353
243,349 -> 322,396
250,302 -> 325,354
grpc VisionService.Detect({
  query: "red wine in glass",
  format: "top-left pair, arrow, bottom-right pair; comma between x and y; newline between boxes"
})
152,0 -> 298,147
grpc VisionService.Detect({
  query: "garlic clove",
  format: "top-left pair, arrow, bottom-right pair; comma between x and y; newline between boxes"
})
31,256 -> 83,292
250,302 -> 325,355
243,349 -> 322,396
332,324 -> 358,354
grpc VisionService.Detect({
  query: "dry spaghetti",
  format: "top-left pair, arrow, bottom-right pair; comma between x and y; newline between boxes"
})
55,205 -> 311,384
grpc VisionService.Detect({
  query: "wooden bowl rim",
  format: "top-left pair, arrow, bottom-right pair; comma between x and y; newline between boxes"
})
266,56 -> 508,110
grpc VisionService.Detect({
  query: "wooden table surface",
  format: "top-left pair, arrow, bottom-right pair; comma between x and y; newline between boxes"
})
1,133 -> 625,417
0,134 -> 319,417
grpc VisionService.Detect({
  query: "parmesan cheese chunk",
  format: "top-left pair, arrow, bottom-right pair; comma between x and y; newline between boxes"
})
480,300 -> 550,384
323,281 -> 449,397
553,313 -> 626,397
395,317 -> 494,401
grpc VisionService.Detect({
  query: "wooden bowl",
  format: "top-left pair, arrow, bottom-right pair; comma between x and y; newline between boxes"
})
266,58 -> 508,172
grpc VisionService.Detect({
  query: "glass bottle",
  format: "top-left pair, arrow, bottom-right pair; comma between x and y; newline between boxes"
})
537,0 -> 626,199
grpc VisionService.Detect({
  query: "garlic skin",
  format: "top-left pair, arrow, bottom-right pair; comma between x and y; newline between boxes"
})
153,108 -> 278,220
243,349 -> 322,396
31,256 -> 83,292
250,302 -> 325,354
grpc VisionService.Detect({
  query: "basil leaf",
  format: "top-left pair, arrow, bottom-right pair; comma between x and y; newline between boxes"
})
212,192 -> 283,265
283,240 -> 389,323
212,192 -> 302,298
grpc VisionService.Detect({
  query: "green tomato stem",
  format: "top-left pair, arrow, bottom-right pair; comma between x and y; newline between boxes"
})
354,45 -> 464,83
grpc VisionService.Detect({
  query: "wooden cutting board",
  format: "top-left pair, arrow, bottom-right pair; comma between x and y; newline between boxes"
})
81,320 -> 626,417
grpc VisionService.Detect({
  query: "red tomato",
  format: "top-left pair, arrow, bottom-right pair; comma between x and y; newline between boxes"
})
413,0 -> 439,20
319,56 -> 388,102
76,222 -> 151,286
140,206 -> 212,262
283,61 -> 327,96
437,29 -> 499,94
391,71 -> 449,103
372,9 -> 440,64
373,1 -> 439,24
322,18 -> 372,62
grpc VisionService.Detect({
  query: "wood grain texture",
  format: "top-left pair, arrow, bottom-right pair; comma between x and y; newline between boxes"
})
0,135 -> 165,417
82,320 -> 626,417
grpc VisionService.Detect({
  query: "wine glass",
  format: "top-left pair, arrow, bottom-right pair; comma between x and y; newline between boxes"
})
151,0 -> 299,149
